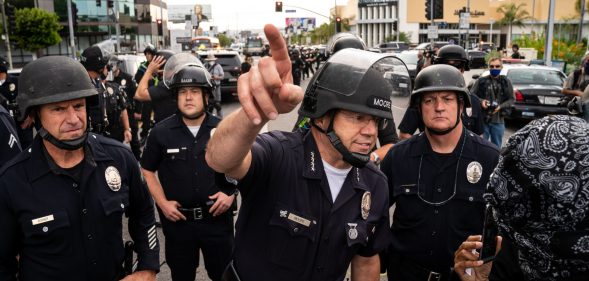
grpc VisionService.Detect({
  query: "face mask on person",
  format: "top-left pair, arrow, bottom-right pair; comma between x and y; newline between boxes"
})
583,62 -> 589,74
490,69 -> 501,77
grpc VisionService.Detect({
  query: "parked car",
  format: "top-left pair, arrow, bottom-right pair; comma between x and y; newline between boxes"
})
467,50 -> 487,69
394,50 -> 419,87
414,41 -> 450,51
477,65 -> 568,120
372,42 -> 409,53
198,50 -> 242,101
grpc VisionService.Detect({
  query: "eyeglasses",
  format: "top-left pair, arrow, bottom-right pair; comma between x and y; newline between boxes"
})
489,64 -> 502,69
339,111 -> 388,130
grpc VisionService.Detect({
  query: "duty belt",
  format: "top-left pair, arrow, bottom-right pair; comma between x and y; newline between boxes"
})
178,207 -> 205,221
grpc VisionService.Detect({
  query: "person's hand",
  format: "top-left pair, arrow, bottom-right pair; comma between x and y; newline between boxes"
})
157,200 -> 186,222
208,192 -> 235,217
146,56 -> 166,74
492,105 -> 501,114
124,129 -> 132,144
119,270 -> 156,281
481,99 -> 489,110
20,115 -> 34,129
237,24 -> 304,125
454,235 -> 503,281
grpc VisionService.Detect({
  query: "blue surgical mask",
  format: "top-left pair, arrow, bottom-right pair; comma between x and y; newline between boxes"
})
490,69 -> 501,77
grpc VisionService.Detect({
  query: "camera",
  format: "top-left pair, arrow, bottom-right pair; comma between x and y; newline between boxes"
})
485,100 -> 499,112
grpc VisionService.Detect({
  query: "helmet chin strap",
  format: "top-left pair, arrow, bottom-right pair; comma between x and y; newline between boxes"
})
35,115 -> 87,151
181,110 -> 205,120
311,112 -> 370,168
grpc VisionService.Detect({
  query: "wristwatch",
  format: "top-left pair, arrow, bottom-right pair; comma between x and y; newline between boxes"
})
371,152 -> 381,165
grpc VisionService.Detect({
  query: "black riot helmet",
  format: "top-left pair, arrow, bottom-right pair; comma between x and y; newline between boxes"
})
410,64 -> 470,135
155,49 -> 176,70
433,44 -> 470,71
144,43 -> 158,55
299,48 -> 411,167
17,56 -> 98,150
168,64 -> 213,92
80,45 -> 109,72
325,33 -> 367,58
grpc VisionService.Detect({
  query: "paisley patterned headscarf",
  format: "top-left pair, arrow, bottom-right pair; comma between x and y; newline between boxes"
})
488,115 -> 589,280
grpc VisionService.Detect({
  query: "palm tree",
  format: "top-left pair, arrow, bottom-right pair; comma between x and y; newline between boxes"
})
496,3 -> 530,47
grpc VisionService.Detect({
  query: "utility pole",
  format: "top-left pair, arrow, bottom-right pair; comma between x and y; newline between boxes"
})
0,0 -> 12,69
66,0 -> 76,57
114,0 -> 121,52
545,0 -> 555,66
578,0 -> 585,44
465,0 -> 470,50
396,1 -> 400,42
430,0 -> 434,49
334,0 -> 337,34
489,18 -> 494,45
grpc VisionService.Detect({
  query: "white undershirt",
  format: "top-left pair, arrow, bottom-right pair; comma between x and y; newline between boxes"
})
322,160 -> 352,202
187,125 -> 200,137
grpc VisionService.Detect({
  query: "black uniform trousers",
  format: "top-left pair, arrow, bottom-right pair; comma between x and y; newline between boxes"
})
161,213 -> 233,281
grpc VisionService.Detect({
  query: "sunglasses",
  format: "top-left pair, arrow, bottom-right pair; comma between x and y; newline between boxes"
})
489,64 -> 502,69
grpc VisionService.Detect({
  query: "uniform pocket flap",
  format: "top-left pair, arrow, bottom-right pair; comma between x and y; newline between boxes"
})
269,204 -> 317,241
101,192 -> 130,216
23,211 -> 70,238
392,184 -> 419,196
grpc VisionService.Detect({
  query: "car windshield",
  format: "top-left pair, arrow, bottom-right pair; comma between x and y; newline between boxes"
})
507,69 -> 565,86
394,53 -> 418,65
201,55 -> 241,67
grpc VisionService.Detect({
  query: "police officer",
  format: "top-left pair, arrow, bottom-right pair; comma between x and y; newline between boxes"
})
380,65 -> 500,281
289,48 -> 304,86
294,33 -> 400,165
0,56 -> 159,281
0,97 -> 21,167
135,50 -> 178,124
81,46 -> 132,143
398,44 -> 484,140
0,62 -> 34,148
135,44 -> 158,145
206,25 -> 397,281
110,55 -> 142,159
141,57 -> 236,281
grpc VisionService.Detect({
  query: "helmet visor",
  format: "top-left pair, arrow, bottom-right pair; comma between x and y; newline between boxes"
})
163,53 -> 204,88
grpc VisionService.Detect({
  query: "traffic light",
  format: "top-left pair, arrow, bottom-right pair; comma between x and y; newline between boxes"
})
275,1 -> 282,12
433,0 -> 444,19
425,0 -> 431,20
156,19 -> 162,36
107,0 -> 113,8
96,0 -> 101,6
335,17 -> 342,33
393,21 -> 398,32
5,3 -> 16,34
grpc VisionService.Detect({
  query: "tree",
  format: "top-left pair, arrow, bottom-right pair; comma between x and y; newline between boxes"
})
13,8 -> 61,59
496,3 -> 530,47
217,33 -> 232,47
576,0 -> 589,16
385,32 -> 411,44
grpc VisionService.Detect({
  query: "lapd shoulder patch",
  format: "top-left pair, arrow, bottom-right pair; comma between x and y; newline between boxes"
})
367,95 -> 392,112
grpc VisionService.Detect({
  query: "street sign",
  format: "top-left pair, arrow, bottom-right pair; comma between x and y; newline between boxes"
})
459,12 -> 470,29
176,37 -> 192,43
427,25 -> 438,39
285,9 -> 296,13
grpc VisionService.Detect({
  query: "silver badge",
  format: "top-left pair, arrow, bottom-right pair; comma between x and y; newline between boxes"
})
42,226 -> 48,233
8,83 -> 15,92
466,161 -> 483,184
348,223 -> 358,240
121,79 -> 127,86
107,87 -> 114,95
361,191 -> 371,220
466,107 -> 472,117
280,210 -> 288,217
105,166 -> 122,191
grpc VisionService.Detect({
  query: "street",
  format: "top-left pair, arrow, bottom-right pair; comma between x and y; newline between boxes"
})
144,65 -> 525,281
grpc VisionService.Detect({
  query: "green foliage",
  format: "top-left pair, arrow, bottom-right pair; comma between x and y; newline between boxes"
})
513,34 -> 587,68
217,33 -> 232,47
13,8 -> 61,53
484,50 -> 503,65
496,3 -> 530,45
385,32 -> 411,44
306,17 -> 351,45
575,0 -> 589,15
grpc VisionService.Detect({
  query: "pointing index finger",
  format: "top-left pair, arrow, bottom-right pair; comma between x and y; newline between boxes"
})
264,24 -> 291,82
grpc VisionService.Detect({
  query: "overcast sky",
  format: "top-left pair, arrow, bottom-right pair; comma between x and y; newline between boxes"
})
167,0 -> 347,31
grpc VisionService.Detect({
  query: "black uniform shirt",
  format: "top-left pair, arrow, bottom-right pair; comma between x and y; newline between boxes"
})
0,134 -> 160,281
0,105 -> 21,168
232,130 -> 392,281
141,114 -> 235,207
380,128 -> 499,271
148,83 -> 177,123
398,95 -> 484,136
0,75 -> 18,104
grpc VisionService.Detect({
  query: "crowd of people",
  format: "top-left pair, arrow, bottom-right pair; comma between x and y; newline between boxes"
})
0,23 -> 588,281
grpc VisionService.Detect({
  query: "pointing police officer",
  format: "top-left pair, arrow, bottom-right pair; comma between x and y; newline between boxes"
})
0,56 -> 159,280
141,54 -> 236,281
207,24 -> 400,281
381,65 -> 499,281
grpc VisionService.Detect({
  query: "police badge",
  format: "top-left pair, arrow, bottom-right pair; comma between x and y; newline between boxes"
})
361,191 -> 371,220
466,161 -> 483,184
106,87 -> 114,95
105,166 -> 122,192
121,79 -> 127,86
347,223 -> 358,240
8,83 -> 16,92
